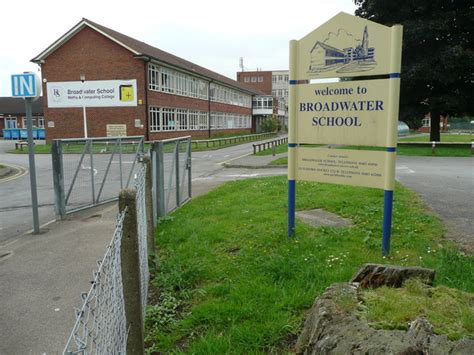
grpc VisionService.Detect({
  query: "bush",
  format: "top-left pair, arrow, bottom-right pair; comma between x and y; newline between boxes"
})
260,116 -> 281,133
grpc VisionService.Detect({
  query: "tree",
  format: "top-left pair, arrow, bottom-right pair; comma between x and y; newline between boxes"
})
354,0 -> 474,141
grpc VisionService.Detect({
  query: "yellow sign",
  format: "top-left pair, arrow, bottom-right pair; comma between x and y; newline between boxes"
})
296,147 -> 395,190
106,124 -> 127,137
294,12 -> 397,80
295,79 -> 399,147
120,85 -> 134,102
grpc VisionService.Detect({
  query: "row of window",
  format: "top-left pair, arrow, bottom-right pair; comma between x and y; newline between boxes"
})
210,83 -> 251,108
272,74 -> 289,83
3,116 -> 45,129
149,107 -> 251,132
148,64 -> 252,108
149,64 -> 209,100
272,89 -> 288,98
243,76 -> 264,83
252,97 -> 273,109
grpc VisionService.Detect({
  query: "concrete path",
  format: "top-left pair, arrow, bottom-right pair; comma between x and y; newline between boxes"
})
0,204 -> 118,354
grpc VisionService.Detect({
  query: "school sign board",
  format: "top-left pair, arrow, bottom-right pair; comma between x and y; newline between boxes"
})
47,79 -> 137,108
288,12 -> 402,255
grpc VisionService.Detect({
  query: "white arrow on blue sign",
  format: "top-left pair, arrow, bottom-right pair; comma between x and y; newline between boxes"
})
11,73 -> 40,98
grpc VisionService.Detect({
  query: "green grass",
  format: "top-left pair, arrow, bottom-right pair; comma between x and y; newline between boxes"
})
360,278 -> 474,340
342,145 -> 472,157
399,134 -> 473,142
146,176 -> 474,353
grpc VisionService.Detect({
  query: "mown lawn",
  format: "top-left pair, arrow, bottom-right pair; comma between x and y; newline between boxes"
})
146,176 -> 473,353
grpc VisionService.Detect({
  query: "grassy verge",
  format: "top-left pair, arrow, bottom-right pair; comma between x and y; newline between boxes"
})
267,144 -> 472,165
399,133 -> 473,142
146,176 -> 473,353
255,143 -> 288,156
360,278 -> 474,340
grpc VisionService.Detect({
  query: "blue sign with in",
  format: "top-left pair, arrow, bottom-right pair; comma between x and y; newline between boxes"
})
11,73 -> 38,98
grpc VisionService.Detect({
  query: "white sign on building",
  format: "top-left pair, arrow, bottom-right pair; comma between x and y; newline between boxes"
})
47,79 -> 137,108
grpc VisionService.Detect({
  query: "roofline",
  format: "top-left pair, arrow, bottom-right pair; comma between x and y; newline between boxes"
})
31,19 -> 140,63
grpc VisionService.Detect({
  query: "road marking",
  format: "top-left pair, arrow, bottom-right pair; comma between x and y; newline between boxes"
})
81,164 -> 98,176
0,164 -> 28,183
219,152 -> 251,165
396,166 -> 415,174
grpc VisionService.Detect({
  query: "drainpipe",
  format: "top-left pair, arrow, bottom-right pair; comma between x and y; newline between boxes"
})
143,58 -> 150,142
208,80 -> 212,138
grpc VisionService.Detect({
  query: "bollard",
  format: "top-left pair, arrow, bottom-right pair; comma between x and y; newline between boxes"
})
432,141 -> 436,154
272,142 -> 276,156
119,189 -> 145,355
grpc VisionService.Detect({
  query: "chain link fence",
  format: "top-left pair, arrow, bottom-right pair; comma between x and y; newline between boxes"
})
63,208 -> 128,354
63,164 -> 150,354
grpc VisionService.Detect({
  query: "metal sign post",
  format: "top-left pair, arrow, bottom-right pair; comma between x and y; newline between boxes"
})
12,72 -> 42,234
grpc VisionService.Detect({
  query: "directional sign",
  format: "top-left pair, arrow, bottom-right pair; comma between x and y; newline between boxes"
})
11,72 -> 41,98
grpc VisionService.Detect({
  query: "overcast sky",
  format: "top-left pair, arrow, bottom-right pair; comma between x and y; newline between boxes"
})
0,0 -> 356,96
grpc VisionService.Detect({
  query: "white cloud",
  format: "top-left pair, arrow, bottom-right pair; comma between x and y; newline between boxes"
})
0,0 -> 356,96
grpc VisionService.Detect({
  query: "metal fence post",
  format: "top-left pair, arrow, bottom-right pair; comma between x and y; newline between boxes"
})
89,140 -> 96,204
175,142 -> 180,207
142,156 -> 155,259
187,137 -> 192,200
52,140 -> 66,219
119,189 -> 145,355
155,141 -> 166,218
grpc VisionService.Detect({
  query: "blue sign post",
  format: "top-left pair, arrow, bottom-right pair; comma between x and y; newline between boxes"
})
11,72 -> 42,234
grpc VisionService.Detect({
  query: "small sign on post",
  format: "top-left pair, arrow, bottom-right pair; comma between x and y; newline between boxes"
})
11,72 -> 42,234
288,12 -> 402,256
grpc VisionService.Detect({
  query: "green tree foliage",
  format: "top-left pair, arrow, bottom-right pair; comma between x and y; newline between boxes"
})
354,0 -> 474,140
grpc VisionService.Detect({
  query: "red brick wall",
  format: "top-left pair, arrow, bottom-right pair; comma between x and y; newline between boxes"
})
41,27 -> 147,140
236,71 -> 272,95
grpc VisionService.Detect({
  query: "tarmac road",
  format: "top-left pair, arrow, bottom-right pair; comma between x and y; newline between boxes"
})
0,139 -> 472,246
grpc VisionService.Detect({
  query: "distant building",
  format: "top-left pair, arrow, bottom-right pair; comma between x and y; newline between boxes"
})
237,70 -> 288,131
419,113 -> 449,133
0,97 -> 44,137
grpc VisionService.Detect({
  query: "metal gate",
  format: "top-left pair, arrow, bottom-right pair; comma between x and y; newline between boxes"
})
52,136 -> 145,218
151,136 -> 192,222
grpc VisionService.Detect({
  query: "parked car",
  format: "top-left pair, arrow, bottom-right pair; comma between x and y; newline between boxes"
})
398,121 -> 410,136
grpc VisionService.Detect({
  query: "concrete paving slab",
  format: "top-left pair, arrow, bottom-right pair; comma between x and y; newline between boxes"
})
297,209 -> 353,228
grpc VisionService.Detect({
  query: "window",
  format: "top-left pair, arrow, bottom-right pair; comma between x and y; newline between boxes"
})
177,109 -> 188,130
284,75 -> 289,82
251,77 -> 257,83
149,107 -> 160,132
244,77 -> 250,83
422,118 -> 430,127
162,108 -> 176,131
22,116 -> 45,128
258,76 -> 263,82
5,116 -> 17,128
252,97 -> 273,109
